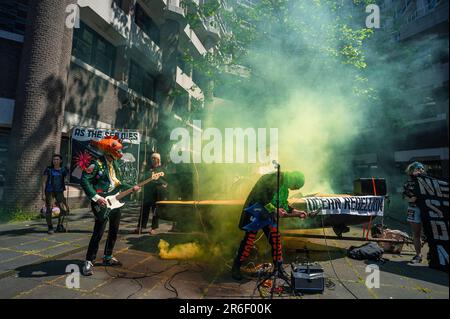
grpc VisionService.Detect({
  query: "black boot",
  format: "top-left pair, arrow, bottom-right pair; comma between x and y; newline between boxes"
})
231,259 -> 243,281
46,213 -> 53,234
55,224 -> 66,233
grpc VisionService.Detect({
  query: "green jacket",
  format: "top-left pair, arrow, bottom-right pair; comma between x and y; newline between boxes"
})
81,156 -> 133,200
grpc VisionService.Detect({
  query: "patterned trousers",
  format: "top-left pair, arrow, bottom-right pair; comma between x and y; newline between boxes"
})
234,224 -> 282,268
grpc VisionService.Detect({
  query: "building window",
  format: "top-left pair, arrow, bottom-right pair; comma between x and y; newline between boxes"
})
129,59 -> 155,101
115,0 -> 123,9
135,2 -> 160,45
72,22 -> 116,77
0,0 -> 30,35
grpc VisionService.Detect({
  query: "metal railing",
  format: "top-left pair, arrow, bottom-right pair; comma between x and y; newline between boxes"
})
405,0 -> 444,23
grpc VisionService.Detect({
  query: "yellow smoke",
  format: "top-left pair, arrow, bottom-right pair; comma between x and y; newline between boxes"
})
158,239 -> 226,261
158,239 -> 203,260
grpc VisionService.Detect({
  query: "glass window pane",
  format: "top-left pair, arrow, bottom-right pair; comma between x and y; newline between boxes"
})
135,3 -> 160,45
73,22 -> 116,77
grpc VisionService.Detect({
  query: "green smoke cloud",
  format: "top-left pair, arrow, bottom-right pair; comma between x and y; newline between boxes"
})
165,0 -> 447,261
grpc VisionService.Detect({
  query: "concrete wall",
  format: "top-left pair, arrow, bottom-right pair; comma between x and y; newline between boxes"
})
66,61 -> 158,132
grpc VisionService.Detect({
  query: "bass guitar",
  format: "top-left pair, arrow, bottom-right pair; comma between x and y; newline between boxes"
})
242,202 -> 309,232
92,171 -> 165,220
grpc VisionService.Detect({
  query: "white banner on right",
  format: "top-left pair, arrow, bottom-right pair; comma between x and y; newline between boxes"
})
305,196 -> 385,216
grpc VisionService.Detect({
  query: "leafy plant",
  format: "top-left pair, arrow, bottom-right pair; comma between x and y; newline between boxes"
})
0,208 -> 40,224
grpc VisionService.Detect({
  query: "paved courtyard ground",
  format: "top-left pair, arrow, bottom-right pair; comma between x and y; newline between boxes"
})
0,206 -> 448,299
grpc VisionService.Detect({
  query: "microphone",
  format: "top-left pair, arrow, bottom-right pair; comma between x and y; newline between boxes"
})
272,160 -> 280,168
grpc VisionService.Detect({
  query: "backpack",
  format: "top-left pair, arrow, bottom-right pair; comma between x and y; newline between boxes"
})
347,242 -> 384,261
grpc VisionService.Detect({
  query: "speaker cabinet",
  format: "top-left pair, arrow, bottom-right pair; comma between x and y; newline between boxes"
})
353,178 -> 387,196
291,263 -> 325,294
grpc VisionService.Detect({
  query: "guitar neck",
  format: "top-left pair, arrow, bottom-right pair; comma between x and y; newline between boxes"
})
116,174 -> 162,201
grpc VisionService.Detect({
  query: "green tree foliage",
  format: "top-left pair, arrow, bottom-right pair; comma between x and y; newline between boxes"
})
181,0 -> 374,87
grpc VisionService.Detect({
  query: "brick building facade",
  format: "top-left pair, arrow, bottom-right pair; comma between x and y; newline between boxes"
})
0,0 -> 222,212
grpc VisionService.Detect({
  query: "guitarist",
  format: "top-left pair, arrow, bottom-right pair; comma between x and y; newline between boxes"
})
232,171 -> 306,281
135,152 -> 168,235
80,136 -> 140,276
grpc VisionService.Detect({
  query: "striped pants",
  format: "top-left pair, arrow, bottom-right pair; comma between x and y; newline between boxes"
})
234,225 -> 282,268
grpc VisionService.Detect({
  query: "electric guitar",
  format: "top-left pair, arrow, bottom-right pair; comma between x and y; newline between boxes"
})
242,203 -> 276,231
92,171 -> 165,220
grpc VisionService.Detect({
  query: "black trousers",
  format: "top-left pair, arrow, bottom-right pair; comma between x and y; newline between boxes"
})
233,224 -> 282,269
138,184 -> 167,229
85,204 -> 121,262
44,191 -> 67,229
137,203 -> 159,229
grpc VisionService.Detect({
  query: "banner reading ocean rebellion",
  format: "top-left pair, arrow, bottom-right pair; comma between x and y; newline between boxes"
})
305,196 -> 384,216
415,175 -> 449,272
70,127 -> 141,187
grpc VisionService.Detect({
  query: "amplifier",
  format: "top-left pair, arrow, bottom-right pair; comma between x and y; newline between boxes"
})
291,263 -> 325,294
353,178 -> 387,196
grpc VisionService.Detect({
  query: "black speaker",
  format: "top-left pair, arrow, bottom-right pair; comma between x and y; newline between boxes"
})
291,263 -> 325,294
353,178 -> 387,196
166,172 -> 193,200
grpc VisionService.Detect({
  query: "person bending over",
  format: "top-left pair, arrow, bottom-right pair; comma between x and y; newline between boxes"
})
232,171 -> 306,281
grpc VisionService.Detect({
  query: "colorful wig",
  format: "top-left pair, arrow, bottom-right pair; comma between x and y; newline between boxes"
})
90,135 -> 124,160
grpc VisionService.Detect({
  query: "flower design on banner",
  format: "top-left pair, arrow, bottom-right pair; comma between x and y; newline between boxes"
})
74,151 -> 93,171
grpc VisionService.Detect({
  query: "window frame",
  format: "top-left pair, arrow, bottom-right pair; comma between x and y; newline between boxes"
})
128,59 -> 156,101
72,22 -> 117,78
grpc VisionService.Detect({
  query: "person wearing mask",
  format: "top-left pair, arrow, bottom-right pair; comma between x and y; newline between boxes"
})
80,136 -> 140,276
231,171 -> 306,281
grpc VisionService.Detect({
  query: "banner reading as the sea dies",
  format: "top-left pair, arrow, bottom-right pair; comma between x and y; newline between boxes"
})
70,127 -> 141,186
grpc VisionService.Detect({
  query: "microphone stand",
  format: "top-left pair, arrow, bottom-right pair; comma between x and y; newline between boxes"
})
255,162 -> 297,298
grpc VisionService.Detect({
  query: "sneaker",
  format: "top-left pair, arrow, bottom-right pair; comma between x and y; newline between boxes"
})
102,256 -> 122,267
47,228 -> 54,235
82,261 -> 94,276
410,255 -> 422,264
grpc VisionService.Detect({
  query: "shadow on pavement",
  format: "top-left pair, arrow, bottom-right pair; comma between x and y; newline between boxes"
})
0,227 -> 45,237
0,227 -> 93,237
15,259 -> 82,279
365,259 -> 449,287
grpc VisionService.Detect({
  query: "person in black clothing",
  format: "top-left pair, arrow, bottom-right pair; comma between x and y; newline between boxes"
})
135,153 -> 168,235
403,161 -> 426,264
231,171 -> 306,281
80,136 -> 140,276
41,154 -> 69,234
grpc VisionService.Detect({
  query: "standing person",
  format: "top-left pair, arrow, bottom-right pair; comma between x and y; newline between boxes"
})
135,153 -> 168,235
231,171 -> 306,281
403,161 -> 427,264
41,154 -> 69,234
80,136 -> 140,276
